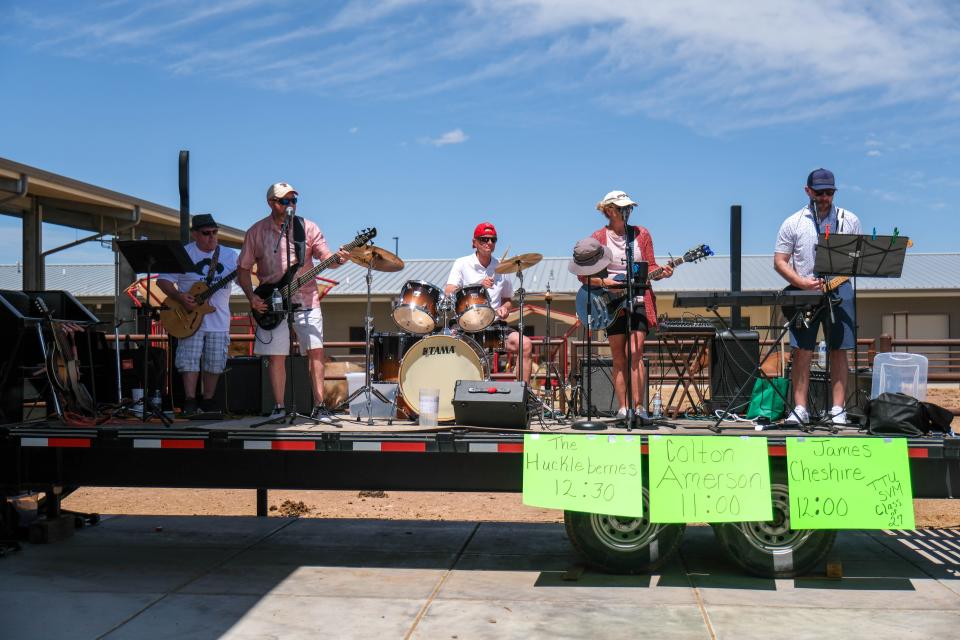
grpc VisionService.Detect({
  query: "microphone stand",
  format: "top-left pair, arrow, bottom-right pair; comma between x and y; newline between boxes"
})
274,206 -> 293,253
621,213 -> 642,431
572,275 -> 606,431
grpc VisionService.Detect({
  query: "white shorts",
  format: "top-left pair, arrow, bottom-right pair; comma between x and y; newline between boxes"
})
253,307 -> 324,356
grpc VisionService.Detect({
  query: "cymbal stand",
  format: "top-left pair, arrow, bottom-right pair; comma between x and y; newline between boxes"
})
338,259 -> 395,425
541,286 -> 565,423
514,262 -> 527,385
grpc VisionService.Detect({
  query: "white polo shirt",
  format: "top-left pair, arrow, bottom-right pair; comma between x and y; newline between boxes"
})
775,204 -> 862,278
446,253 -> 514,309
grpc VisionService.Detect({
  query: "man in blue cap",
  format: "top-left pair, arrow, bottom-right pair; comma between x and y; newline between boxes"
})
774,168 -> 862,425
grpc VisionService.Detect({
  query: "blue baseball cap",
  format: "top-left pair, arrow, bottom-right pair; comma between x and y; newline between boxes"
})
807,168 -> 836,191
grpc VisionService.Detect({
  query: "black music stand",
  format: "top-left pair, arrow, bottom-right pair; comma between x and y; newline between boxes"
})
810,233 -> 908,427
116,240 -> 194,426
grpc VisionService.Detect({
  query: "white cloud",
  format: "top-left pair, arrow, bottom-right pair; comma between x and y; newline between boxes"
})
867,150 -> 882,157
10,1 -> 960,134
348,127 -> 359,134
425,128 -> 468,146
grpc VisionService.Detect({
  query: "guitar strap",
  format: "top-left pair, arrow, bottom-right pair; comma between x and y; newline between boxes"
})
293,216 -> 306,265
204,246 -> 221,285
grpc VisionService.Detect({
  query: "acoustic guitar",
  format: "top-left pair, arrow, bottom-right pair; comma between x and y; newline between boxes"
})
34,297 -> 96,417
575,244 -> 714,330
252,227 -> 376,330
159,269 -> 238,338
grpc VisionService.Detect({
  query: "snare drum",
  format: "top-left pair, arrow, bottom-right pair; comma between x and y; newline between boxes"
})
454,284 -> 495,332
371,332 -> 416,382
398,334 -> 486,422
393,280 -> 441,334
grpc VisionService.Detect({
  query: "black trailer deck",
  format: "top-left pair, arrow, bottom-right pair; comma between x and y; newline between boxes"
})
2,415 -> 958,498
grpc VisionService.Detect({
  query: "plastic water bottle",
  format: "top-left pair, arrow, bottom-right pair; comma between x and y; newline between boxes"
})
817,340 -> 827,369
652,391 -> 662,418
271,288 -> 283,311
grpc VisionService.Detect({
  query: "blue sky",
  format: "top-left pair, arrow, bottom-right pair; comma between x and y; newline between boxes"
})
2,0 -> 959,265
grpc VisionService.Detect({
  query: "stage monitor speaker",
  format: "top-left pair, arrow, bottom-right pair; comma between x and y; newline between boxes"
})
710,330 -> 759,413
260,355 -> 313,414
171,356 -> 263,415
453,380 -> 530,428
578,357 -> 649,417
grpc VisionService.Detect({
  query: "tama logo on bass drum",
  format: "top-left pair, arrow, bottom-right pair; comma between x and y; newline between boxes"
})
422,345 -> 456,356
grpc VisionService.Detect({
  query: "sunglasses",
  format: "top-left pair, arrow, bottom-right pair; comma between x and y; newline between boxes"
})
812,189 -> 836,197
199,229 -> 218,236
273,197 -> 298,206
476,236 -> 497,244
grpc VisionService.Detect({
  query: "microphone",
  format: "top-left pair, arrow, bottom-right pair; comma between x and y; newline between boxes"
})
274,206 -> 295,253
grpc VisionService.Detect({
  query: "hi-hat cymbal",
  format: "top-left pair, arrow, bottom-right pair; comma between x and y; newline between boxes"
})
495,252 -> 543,274
349,245 -> 405,272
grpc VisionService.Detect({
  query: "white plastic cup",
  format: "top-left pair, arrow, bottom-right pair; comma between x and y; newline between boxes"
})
419,388 -> 439,427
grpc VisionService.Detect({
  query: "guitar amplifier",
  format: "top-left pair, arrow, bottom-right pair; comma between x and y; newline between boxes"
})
453,380 -> 530,428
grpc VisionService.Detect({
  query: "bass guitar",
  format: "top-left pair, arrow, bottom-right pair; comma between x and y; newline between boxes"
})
252,227 -> 377,330
159,269 -> 239,338
34,297 -> 96,417
575,244 -> 714,330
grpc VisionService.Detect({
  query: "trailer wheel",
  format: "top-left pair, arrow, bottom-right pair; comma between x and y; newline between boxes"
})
564,490 -> 685,574
711,479 -> 836,578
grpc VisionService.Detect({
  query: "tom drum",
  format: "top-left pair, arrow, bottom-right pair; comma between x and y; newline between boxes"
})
393,280 -> 441,334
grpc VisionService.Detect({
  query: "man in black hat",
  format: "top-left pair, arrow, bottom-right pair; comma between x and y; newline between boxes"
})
158,213 -> 239,416
775,168 -> 863,425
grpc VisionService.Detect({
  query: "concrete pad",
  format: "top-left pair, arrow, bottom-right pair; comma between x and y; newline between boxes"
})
260,517 -> 476,552
705,605 -> 960,640
464,521 -> 575,555
0,544 -> 238,594
104,594 -> 424,640
412,600 -> 711,640
66,514 -> 295,548
2,591 -> 161,640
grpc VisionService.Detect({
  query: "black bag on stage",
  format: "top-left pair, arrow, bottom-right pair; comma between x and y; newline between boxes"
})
866,392 -> 926,436
866,393 -> 954,436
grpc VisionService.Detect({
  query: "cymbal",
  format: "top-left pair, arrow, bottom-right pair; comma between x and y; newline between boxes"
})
349,245 -> 405,272
494,252 -> 543,274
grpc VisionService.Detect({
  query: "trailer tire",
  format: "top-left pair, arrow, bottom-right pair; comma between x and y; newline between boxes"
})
711,478 -> 836,578
564,490 -> 685,574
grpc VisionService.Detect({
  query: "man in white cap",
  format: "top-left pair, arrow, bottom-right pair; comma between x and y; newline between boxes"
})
237,182 -> 351,423
775,168 -> 862,426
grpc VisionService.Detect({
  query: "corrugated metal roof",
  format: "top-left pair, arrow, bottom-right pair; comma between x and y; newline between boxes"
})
0,253 -> 956,297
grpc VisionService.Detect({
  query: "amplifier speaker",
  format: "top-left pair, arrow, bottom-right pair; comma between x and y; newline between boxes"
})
710,330 -> 759,413
260,355 -> 313,414
171,356 -> 263,415
578,357 -> 650,417
453,380 -> 530,428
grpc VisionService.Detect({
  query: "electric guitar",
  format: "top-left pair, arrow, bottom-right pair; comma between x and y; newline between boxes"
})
159,269 -> 239,338
251,227 -> 377,330
575,244 -> 714,330
34,297 -> 96,417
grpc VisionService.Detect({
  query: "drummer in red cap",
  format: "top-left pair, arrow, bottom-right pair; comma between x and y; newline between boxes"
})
445,222 -> 532,383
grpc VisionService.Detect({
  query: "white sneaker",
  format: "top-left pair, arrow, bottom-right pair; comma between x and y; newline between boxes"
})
830,406 -> 848,425
616,407 -> 628,418
268,405 -> 285,418
785,405 -> 809,425
636,408 -> 650,420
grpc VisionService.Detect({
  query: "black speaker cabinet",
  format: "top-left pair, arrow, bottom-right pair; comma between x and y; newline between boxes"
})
787,367 -> 869,421
710,330 -> 759,412
578,357 -> 649,417
171,356 -> 263,415
260,355 -> 313,414
453,380 -> 530,428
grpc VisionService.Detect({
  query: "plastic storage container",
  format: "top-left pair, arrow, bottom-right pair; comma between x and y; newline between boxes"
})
870,352 -> 928,401
346,372 -> 399,419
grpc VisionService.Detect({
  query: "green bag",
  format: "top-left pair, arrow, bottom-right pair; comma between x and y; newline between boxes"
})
745,377 -> 789,420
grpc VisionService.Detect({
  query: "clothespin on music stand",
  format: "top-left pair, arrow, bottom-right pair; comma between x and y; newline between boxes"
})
871,227 -> 877,240
890,227 -> 899,248
825,223 -> 830,240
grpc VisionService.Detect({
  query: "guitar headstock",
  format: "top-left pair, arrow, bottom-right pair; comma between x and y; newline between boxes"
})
354,227 -> 377,247
33,296 -> 52,318
682,244 -> 714,263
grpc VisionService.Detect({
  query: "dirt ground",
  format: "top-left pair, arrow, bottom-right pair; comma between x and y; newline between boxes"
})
62,387 -> 960,528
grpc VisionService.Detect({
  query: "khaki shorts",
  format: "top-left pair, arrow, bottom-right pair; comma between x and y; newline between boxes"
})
253,307 -> 324,356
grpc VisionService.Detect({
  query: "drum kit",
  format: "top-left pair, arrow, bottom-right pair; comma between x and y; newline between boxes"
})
342,243 -> 544,423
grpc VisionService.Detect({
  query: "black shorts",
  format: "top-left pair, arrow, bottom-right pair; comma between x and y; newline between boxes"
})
606,310 -> 649,336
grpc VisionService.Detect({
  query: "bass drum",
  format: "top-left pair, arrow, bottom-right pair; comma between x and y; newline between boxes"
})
398,334 -> 486,422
